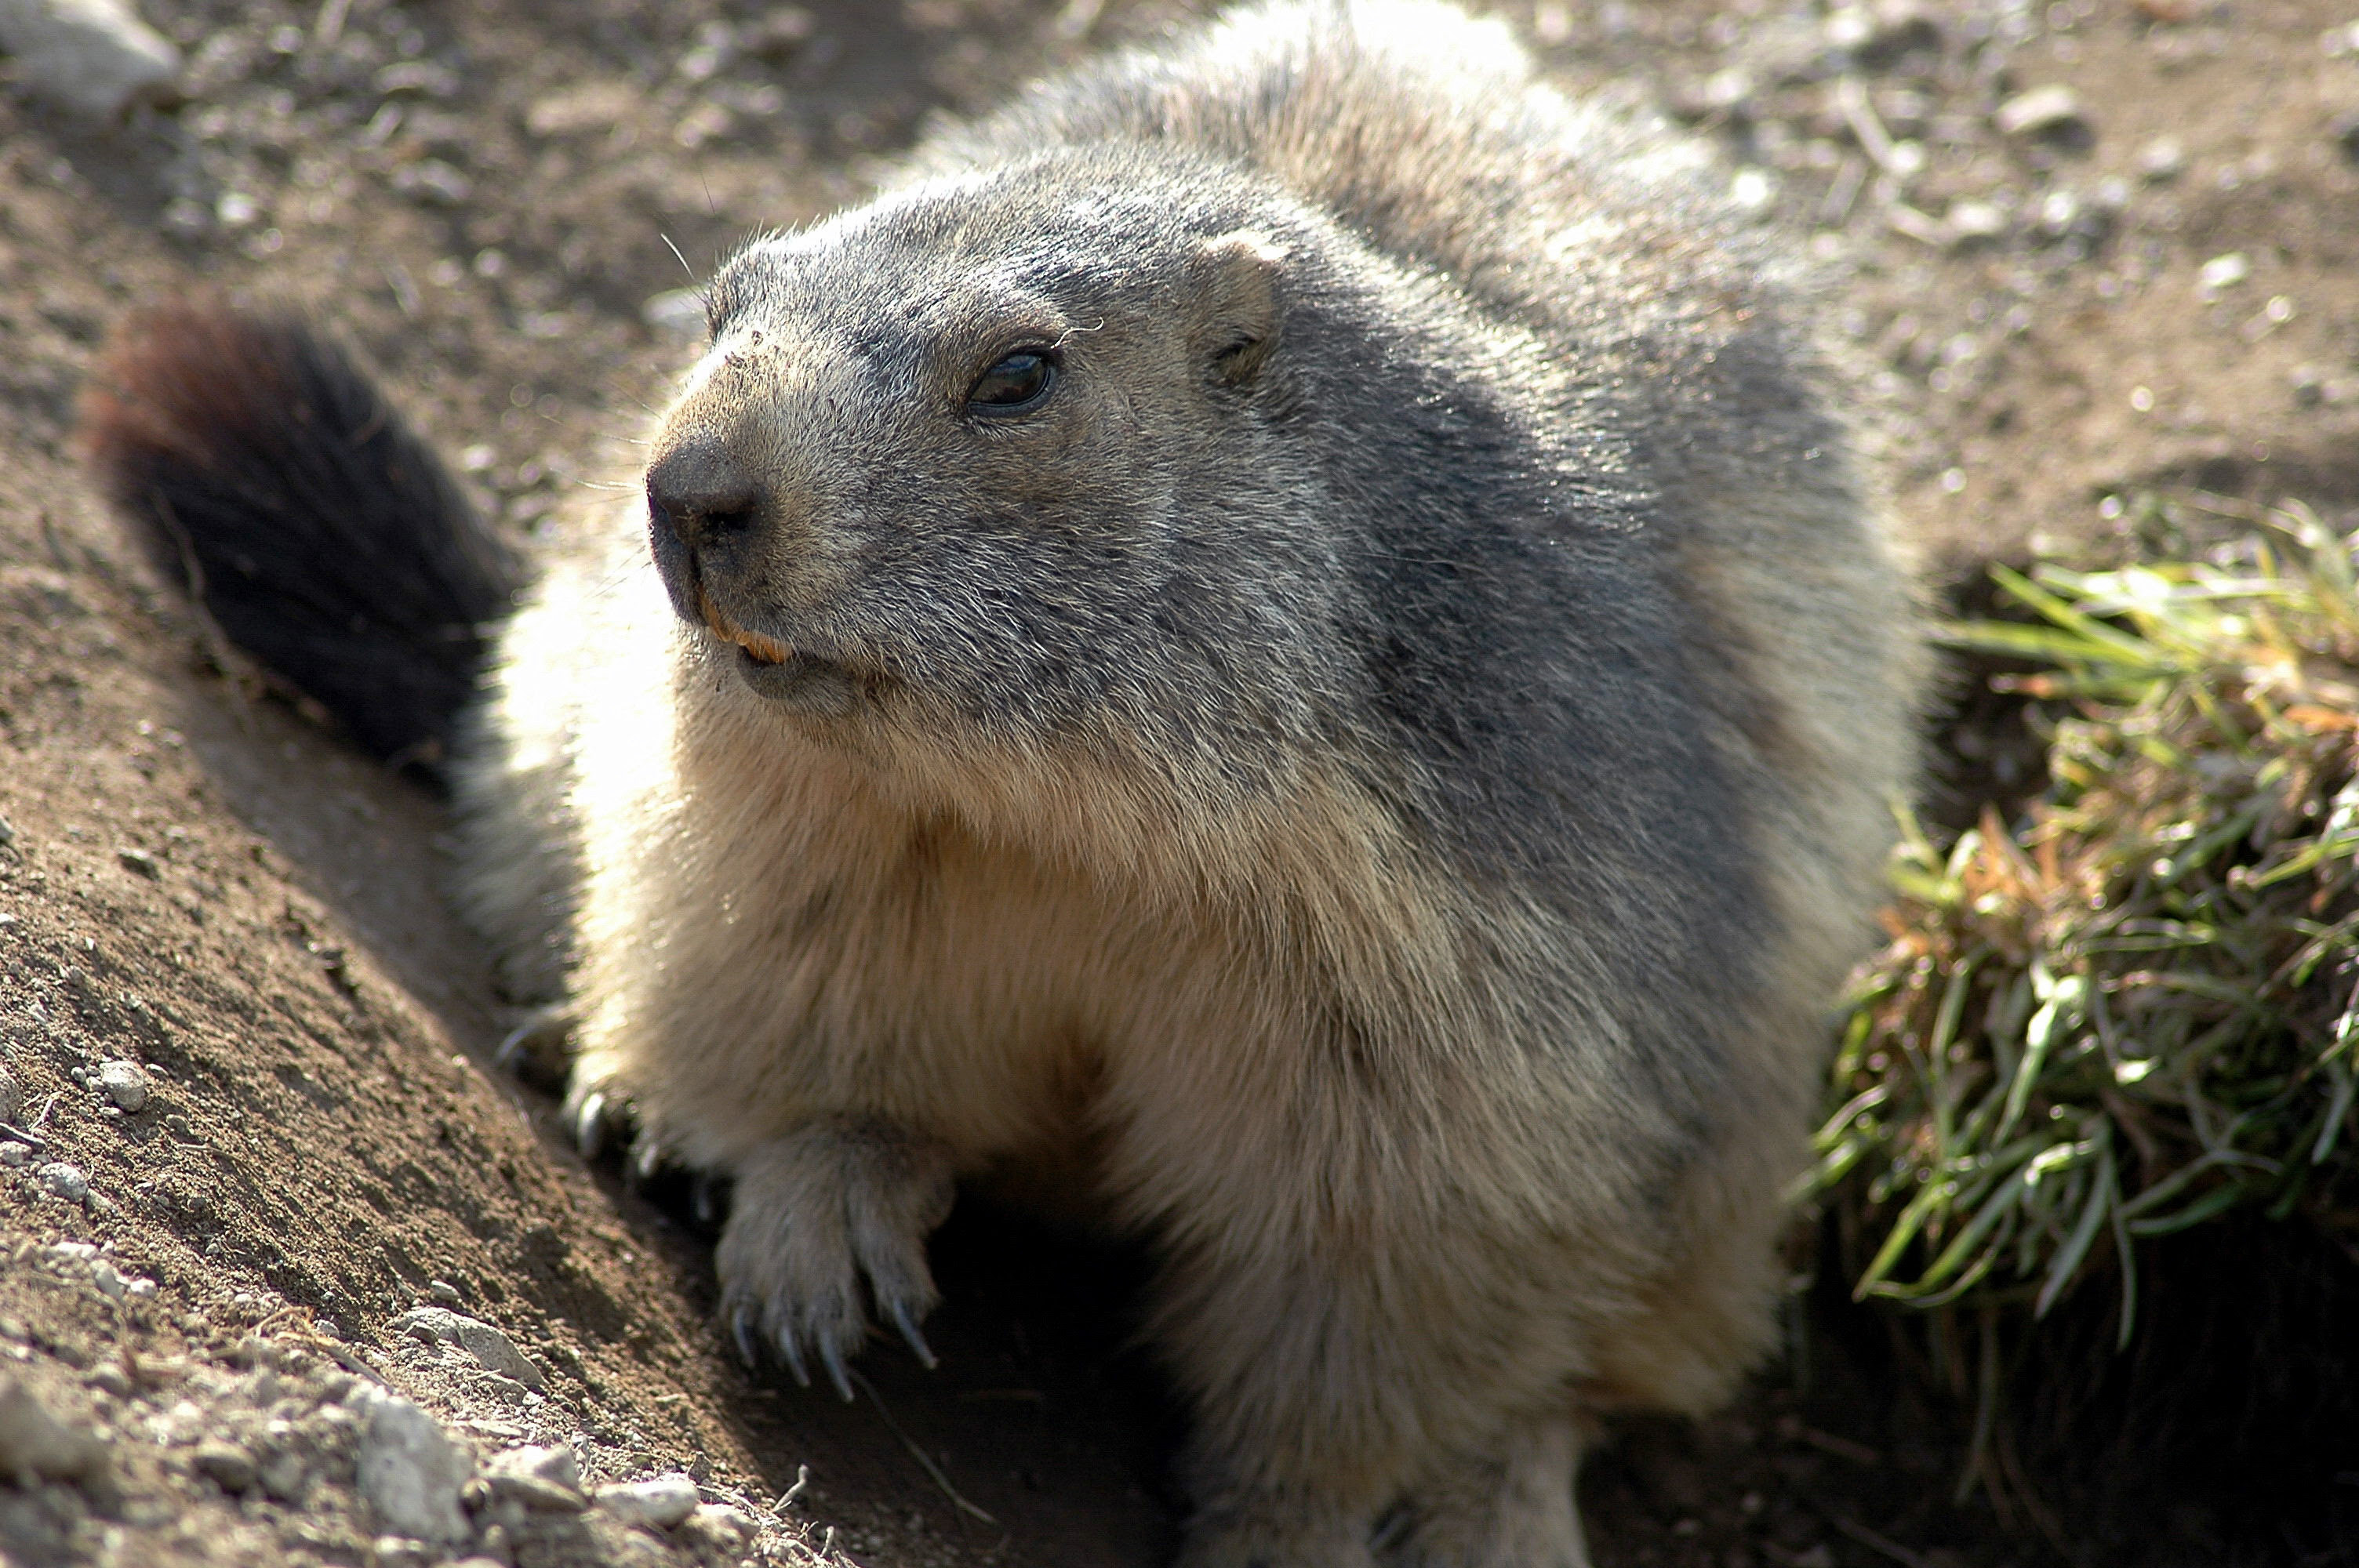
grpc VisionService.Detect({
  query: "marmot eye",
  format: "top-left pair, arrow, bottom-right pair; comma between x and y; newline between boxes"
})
967,350 -> 1056,412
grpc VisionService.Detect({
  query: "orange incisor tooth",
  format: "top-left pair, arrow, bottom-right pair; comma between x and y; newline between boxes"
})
694,581 -> 791,665
734,628 -> 792,665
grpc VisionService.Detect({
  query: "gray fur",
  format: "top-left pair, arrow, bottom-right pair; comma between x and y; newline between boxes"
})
450,4 -> 1925,1563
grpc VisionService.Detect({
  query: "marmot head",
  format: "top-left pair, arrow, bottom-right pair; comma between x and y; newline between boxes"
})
642,146 -> 1336,783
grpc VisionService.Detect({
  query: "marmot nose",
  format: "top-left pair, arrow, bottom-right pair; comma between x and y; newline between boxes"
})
646,444 -> 762,549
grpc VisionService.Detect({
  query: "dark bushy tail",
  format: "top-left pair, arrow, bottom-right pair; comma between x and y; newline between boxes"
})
78,301 -> 520,775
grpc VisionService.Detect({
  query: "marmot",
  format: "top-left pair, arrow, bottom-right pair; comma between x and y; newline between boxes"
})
82,3 -> 1924,1563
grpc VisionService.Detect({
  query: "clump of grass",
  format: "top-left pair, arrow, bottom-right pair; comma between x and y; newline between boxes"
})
1809,498 -> 2359,1495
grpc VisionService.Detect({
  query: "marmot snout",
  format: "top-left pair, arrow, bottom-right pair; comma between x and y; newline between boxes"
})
82,5 -> 1925,1564
643,162 -> 1314,760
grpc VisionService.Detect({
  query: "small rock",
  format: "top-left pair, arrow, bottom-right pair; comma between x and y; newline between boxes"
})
485,1443 -> 585,1511
114,848 -> 157,879
1945,199 -> 2009,245
524,82 -> 638,139
1728,167 -> 1777,212
488,1443 -> 579,1490
1823,0 -> 1939,59
370,1538 -> 439,1568
2197,252 -> 2250,299
82,1363 -> 129,1399
0,1376 -> 111,1495
2136,135 -> 2186,181
192,1441 -> 257,1493
0,815 -> 13,846
391,158 -> 473,205
680,1502 -> 758,1556
0,1069 -> 21,1124
97,1059 -> 147,1112
38,1162 -> 89,1203
0,0 -> 180,119
1994,84 -> 2088,140
374,59 -> 459,97
740,6 -> 813,60
352,1387 -> 475,1544
258,1449 -> 308,1503
2037,189 -> 2081,237
595,1473 -> 701,1530
394,1308 -> 547,1391
0,1145 -> 27,1168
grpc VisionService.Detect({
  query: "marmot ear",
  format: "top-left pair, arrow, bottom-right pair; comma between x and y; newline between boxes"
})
1187,229 -> 1287,387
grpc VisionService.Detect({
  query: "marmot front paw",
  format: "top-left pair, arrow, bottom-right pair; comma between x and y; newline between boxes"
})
714,1119 -> 956,1399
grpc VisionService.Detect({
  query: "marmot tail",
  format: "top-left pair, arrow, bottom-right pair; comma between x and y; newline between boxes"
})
78,302 -> 518,775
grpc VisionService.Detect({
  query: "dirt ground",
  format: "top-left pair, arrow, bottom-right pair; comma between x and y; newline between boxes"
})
0,2 -> 2353,1566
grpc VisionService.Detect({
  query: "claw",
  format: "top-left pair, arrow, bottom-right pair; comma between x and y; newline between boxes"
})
496,1006 -> 576,1083
886,1300 -> 937,1370
731,1305 -> 759,1368
776,1325 -> 811,1389
818,1336 -> 855,1403
692,1174 -> 723,1228
627,1136 -> 665,1192
572,1091 -> 609,1160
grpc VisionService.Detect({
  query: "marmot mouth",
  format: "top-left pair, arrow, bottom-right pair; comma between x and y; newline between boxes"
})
691,581 -> 861,714
692,581 -> 793,666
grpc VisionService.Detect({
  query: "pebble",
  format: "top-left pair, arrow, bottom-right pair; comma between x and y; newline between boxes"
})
1945,199 -> 2009,245
2136,136 -> 2187,182
680,1501 -> 758,1555
0,1145 -> 25,1167
351,1387 -> 476,1544
2197,252 -> 2250,298
395,1307 -> 547,1391
484,1443 -> 586,1511
0,0 -> 181,119
258,1448 -> 309,1503
38,1162 -> 89,1203
192,1440 -> 257,1493
0,1377 -> 111,1494
594,1473 -> 701,1530
0,1068 -> 21,1124
1994,84 -> 2087,140
86,1260 -> 156,1301
97,1059 -> 147,1112
370,1537 -> 439,1568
